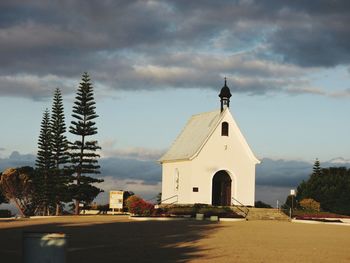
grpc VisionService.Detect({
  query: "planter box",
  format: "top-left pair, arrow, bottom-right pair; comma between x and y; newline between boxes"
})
196,213 -> 204,220
210,216 -> 219,222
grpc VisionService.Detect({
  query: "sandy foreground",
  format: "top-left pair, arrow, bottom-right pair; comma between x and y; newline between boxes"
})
0,216 -> 350,263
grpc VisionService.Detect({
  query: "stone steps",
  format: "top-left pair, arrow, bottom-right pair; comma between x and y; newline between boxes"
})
233,207 -> 290,221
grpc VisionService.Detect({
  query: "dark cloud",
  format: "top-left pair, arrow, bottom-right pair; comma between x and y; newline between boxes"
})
256,157 -> 350,188
255,185 -> 291,207
0,151 -> 161,185
256,158 -> 312,187
100,157 -> 161,185
1,1 -> 349,99
270,19 -> 350,67
255,156 -> 350,205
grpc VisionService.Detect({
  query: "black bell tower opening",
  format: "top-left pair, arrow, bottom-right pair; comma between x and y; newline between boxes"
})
212,170 -> 232,206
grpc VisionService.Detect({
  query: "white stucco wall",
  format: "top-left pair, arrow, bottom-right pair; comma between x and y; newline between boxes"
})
161,110 -> 258,206
161,160 -> 192,204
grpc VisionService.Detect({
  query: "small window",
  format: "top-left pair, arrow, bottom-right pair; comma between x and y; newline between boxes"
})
193,187 -> 199,192
221,122 -> 229,136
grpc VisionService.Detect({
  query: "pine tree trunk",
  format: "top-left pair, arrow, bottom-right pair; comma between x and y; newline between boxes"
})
74,171 -> 81,215
75,134 -> 84,216
56,203 -> 60,216
75,199 -> 80,215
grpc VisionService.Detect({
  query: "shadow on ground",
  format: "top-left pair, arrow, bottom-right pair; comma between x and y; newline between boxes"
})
0,217 -> 221,263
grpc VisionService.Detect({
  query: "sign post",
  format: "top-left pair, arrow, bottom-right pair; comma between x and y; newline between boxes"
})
109,191 -> 124,215
290,189 -> 296,218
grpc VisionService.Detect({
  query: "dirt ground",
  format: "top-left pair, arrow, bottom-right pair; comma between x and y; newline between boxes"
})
1,216 -> 350,262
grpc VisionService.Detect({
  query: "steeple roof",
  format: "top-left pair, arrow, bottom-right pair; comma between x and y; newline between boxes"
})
219,78 -> 232,99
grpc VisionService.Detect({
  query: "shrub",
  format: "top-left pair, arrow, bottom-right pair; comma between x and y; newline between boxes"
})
255,201 -> 272,208
198,206 -> 233,217
126,196 -> 154,216
163,205 -> 243,218
0,209 -> 11,218
125,195 -> 142,212
299,198 -> 320,212
97,204 -> 110,213
193,203 -> 210,210
167,206 -> 196,216
123,191 -> 135,212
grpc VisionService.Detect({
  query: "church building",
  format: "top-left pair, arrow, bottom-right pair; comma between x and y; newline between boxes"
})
159,80 -> 260,206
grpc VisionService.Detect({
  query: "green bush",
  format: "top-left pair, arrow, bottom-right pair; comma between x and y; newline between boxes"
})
299,198 -> 320,212
255,201 -> 272,208
198,206 -> 233,217
167,206 -> 196,216
0,209 -> 11,218
164,205 -> 243,218
193,203 -> 210,210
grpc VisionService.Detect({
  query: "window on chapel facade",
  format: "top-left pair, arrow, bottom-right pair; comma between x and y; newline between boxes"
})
221,122 -> 229,136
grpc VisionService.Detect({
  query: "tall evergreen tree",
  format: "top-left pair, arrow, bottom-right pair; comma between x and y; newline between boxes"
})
296,158 -> 322,203
313,158 -> 322,176
36,109 -> 54,170
50,88 -> 72,215
50,88 -> 69,168
35,109 -> 55,215
69,72 -> 103,215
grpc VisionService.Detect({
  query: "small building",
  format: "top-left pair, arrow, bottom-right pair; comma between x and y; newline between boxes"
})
159,80 -> 260,206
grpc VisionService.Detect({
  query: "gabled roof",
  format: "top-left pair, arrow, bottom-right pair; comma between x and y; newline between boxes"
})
159,108 -> 260,164
159,110 -> 223,162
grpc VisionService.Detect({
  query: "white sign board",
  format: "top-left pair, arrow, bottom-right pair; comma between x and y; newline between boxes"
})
110,191 -> 124,209
290,189 -> 296,196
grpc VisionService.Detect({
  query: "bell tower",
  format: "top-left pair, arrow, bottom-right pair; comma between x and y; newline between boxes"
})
218,78 -> 232,112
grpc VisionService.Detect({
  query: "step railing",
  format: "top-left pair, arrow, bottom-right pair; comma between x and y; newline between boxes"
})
146,195 -> 161,204
279,205 -> 293,219
160,195 -> 178,206
231,197 -> 249,218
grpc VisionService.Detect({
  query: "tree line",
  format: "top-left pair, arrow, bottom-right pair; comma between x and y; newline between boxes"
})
0,73 -> 103,216
285,159 -> 350,215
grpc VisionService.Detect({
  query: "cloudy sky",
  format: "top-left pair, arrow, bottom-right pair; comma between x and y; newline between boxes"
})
1,0 -> 350,206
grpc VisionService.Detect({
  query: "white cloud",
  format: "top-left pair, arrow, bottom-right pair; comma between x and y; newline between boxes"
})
100,141 -> 165,161
0,74 -> 76,99
329,88 -> 350,98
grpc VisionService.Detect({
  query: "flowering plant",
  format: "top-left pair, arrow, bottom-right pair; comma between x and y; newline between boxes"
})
126,195 -> 154,216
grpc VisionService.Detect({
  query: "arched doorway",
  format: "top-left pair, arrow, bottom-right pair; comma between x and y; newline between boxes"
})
212,171 -> 232,206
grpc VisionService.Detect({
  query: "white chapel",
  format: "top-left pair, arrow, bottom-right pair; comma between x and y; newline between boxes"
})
159,80 -> 260,206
